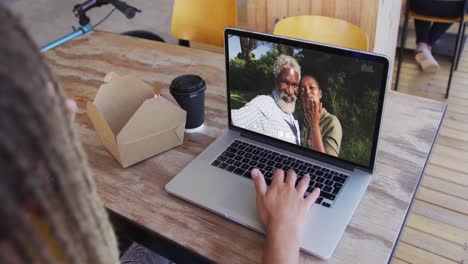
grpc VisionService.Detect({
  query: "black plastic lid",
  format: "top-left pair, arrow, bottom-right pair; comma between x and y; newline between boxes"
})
169,75 -> 206,95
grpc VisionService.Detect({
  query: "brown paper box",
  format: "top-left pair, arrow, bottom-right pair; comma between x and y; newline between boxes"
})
87,73 -> 186,168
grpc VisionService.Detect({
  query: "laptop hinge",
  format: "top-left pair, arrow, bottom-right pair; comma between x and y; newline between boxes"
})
240,131 -> 356,172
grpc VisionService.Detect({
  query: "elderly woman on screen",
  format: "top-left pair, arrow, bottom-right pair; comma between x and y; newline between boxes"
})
299,74 -> 342,157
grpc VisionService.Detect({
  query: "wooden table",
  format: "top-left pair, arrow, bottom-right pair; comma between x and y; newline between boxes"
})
45,31 -> 447,263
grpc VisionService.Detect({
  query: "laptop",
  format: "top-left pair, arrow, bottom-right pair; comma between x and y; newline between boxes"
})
166,28 -> 390,259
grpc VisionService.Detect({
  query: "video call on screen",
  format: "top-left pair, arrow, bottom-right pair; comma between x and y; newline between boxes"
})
227,34 -> 385,167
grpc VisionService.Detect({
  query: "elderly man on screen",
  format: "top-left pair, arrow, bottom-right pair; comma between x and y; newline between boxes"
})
231,54 -> 301,145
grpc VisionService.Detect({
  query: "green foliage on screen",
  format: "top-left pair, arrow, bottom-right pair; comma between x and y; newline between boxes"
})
229,40 -> 383,167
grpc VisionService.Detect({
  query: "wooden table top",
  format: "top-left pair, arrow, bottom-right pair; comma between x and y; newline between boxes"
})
45,31 -> 447,263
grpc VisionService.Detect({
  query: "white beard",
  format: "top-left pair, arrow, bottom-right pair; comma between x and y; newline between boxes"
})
276,90 -> 297,114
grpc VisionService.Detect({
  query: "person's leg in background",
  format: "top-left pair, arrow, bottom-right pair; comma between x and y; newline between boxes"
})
411,0 -> 463,72
428,22 -> 454,46
414,19 -> 441,72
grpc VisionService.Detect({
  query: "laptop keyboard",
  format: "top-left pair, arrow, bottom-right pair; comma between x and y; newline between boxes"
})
210,140 -> 349,208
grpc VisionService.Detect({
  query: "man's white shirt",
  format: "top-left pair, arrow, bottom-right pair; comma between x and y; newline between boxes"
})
231,90 -> 300,145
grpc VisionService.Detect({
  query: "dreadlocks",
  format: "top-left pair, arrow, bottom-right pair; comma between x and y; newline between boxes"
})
0,4 -> 119,263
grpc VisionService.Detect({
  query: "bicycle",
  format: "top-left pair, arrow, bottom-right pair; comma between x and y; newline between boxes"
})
40,0 -> 141,52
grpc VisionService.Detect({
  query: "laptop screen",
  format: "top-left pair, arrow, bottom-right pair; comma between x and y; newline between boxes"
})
225,29 -> 389,170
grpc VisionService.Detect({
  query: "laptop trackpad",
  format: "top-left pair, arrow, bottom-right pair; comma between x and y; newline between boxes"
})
221,181 -> 258,221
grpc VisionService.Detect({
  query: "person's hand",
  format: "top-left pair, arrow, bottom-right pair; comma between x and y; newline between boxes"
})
251,168 -> 320,264
304,99 -> 322,128
252,168 -> 320,238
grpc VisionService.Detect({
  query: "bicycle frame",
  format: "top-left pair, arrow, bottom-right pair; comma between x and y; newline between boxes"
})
40,23 -> 93,53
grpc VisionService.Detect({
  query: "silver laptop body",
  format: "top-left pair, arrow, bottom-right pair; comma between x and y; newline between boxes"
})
167,28 -> 390,259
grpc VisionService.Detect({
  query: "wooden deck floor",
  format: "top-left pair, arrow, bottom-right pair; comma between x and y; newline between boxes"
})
390,46 -> 468,264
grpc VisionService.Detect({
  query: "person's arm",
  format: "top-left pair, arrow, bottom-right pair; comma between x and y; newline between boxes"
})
251,168 -> 320,264
322,116 -> 342,157
231,98 -> 262,131
304,100 -> 325,153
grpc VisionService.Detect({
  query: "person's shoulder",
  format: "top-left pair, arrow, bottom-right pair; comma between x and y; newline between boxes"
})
246,94 -> 275,108
233,95 -> 273,116
328,113 -> 340,124
322,110 -> 342,128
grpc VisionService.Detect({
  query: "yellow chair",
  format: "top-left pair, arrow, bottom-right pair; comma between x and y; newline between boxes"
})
171,0 -> 238,47
273,16 -> 369,51
394,0 -> 468,98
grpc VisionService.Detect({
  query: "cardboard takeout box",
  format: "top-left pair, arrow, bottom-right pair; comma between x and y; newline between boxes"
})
87,73 -> 186,168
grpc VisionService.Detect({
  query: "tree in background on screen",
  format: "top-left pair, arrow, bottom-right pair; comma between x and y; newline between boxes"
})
239,37 -> 258,61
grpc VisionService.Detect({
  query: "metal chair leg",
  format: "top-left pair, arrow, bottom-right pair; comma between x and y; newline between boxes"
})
395,4 -> 410,91
446,2 -> 467,98
446,19 -> 465,98
455,22 -> 466,71
178,39 -> 190,47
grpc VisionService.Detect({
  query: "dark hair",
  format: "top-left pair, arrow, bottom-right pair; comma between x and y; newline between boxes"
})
300,72 -> 328,91
0,4 -> 118,263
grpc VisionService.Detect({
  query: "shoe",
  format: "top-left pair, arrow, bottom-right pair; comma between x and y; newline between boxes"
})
415,49 -> 440,73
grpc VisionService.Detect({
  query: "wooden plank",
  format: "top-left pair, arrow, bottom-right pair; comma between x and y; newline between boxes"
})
444,112 -> 468,125
394,74 -> 445,90
416,187 -> 468,215
392,74 -> 452,97
288,0 -> 310,16
394,84 -> 460,96
411,199 -> 468,230
433,144 -> 468,163
334,0 -> 346,20
395,72 -> 468,90
447,103 -> 468,115
425,164 -> 468,188
321,0 -> 335,17
447,96 -> 468,107
396,63 -> 468,82
345,0 -> 361,26
439,126 -> 468,141
391,86 -> 446,101
450,90 -> 468,100
266,0 -> 289,33
238,0 -> 248,29
359,1 -> 379,50
406,213 -> 468,246
442,119 -> 468,133
394,242 -> 459,264
310,0 -> 322,15
400,227 -> 466,263
392,74 -> 455,91
390,258 -> 410,264
393,68 -> 468,85
391,68 -> 451,100
430,152 -> 468,175
436,135 -> 468,153
421,175 -> 468,200
247,0 -> 267,32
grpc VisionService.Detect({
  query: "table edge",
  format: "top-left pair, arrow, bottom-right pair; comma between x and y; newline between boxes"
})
385,102 -> 448,263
